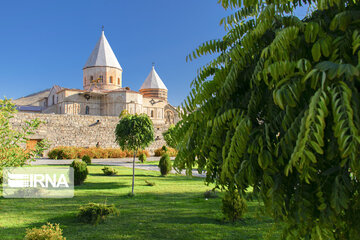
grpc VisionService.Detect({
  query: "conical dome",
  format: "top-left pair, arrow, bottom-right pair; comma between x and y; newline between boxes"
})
84,31 -> 122,70
140,66 -> 167,90
140,66 -> 168,101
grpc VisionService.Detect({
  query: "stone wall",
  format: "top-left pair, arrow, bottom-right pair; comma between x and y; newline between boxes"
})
10,112 -> 168,156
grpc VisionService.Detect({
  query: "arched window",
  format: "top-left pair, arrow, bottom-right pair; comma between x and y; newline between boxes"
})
59,106 -> 61,114
52,95 -> 55,105
118,78 -> 120,85
90,76 -> 93,81
109,76 -> 113,83
151,110 -> 154,118
85,106 -> 90,115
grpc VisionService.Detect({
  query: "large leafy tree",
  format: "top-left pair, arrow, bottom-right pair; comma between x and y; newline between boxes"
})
115,113 -> 154,195
175,0 -> 360,238
0,98 -> 48,183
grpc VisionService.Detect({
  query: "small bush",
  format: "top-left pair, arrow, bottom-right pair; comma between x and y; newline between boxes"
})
81,155 -> 91,165
138,153 -> 147,163
204,190 -> 217,199
77,203 -> 119,225
222,190 -> 247,222
70,160 -> 88,185
24,223 -> 65,240
158,153 -> 172,176
145,180 -> 155,186
102,166 -> 118,176
161,145 -> 168,152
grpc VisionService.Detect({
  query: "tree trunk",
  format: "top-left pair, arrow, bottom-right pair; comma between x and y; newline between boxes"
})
131,148 -> 137,195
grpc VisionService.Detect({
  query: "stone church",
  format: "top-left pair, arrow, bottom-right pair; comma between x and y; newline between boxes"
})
14,30 -> 179,126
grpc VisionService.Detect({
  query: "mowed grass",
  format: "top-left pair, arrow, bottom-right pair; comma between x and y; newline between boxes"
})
0,165 -> 280,240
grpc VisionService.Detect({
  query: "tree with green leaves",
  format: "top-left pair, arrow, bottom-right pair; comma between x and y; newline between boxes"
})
175,0 -> 360,238
115,113 -> 154,195
0,98 -> 49,183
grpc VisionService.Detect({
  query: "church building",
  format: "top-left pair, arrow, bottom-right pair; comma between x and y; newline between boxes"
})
14,30 -> 179,125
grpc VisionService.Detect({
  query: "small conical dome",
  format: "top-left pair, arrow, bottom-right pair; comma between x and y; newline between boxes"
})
140,66 -> 167,90
140,66 -> 168,101
84,31 -> 122,70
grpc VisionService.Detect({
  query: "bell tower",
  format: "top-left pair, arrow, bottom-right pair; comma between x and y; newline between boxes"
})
83,29 -> 122,91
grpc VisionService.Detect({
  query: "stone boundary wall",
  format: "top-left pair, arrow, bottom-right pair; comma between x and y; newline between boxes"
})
10,112 -> 168,156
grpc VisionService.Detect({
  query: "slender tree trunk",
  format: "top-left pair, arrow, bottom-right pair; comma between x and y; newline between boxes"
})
131,148 -> 137,195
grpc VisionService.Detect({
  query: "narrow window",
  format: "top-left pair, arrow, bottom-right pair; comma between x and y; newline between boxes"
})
151,110 -> 154,118
52,95 -> 55,105
90,76 -> 93,81
109,76 -> 113,83
85,106 -> 90,115
99,75 -> 103,82
118,78 -> 120,85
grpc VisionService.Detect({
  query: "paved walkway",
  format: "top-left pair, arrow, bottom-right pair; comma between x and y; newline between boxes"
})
29,157 -> 206,178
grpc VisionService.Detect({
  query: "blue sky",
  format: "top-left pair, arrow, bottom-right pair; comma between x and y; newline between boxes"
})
0,1 -> 307,106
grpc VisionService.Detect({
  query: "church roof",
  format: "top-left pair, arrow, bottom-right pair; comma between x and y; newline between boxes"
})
140,66 -> 167,90
83,31 -> 122,70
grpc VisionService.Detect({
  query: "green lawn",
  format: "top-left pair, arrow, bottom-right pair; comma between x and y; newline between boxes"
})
0,165 -> 280,239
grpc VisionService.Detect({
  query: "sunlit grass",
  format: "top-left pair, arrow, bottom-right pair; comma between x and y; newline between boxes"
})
0,165 -> 280,239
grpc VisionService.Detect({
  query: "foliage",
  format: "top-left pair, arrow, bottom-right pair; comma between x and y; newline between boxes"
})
145,180 -> 156,186
159,153 -> 172,176
0,98 -> 48,183
174,0 -> 360,238
115,113 -> 154,195
81,155 -> 91,165
70,160 -> 88,185
24,223 -> 66,240
115,114 -> 154,151
154,146 -> 177,157
222,190 -> 247,222
77,203 -> 119,225
47,146 -> 150,159
102,166 -> 118,176
162,125 -> 178,148
138,153 -> 147,163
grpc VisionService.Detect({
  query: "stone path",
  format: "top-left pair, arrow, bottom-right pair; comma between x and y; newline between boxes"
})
29,157 -> 206,178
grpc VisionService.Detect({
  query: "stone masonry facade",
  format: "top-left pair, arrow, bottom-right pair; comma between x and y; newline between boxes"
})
11,112 -> 168,156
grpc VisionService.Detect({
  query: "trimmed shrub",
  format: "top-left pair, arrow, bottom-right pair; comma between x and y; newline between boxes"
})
47,147 -> 150,159
222,190 -> 247,222
70,160 -> 88,185
161,145 -> 168,152
102,166 -> 118,176
138,153 -> 147,163
158,153 -> 172,176
77,203 -> 119,225
154,146 -> 177,157
24,223 -> 65,240
145,180 -> 155,186
204,190 -> 217,199
81,155 -> 91,165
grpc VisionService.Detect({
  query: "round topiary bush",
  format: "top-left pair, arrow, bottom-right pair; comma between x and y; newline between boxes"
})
81,155 -> 91,165
138,153 -> 147,163
77,203 -> 119,225
102,166 -> 118,176
221,190 -> 247,222
158,153 -> 172,176
70,160 -> 88,185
